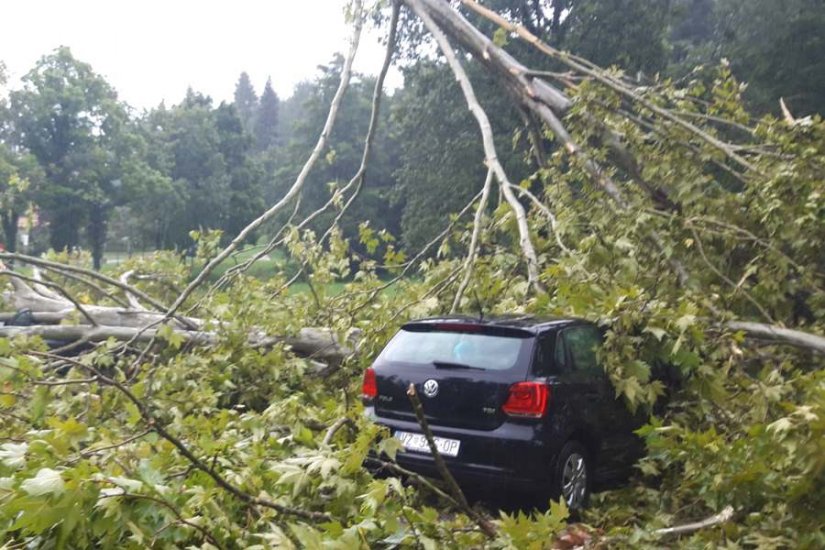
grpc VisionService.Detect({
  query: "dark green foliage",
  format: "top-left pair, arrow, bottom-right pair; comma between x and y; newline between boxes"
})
215,103 -> 266,240
712,0 -> 825,115
666,0 -> 825,115
561,0 -> 673,74
7,48 -> 163,268
392,61 -> 486,250
0,146 -> 43,253
268,56 -> 401,247
9,47 -> 124,257
140,92 -> 265,249
392,60 -> 533,251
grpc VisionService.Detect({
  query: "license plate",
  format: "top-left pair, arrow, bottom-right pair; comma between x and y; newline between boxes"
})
394,431 -> 461,457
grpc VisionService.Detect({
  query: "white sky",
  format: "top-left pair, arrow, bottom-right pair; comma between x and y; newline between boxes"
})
1,0 -> 400,111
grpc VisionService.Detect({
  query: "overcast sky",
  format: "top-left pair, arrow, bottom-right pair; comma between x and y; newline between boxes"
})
1,0 -> 400,111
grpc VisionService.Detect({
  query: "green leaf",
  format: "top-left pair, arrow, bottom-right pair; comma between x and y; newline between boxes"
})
21,468 -> 65,496
644,326 -> 667,341
493,27 -> 509,47
0,442 -> 27,469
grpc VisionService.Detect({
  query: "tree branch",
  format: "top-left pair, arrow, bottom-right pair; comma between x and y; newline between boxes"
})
322,417 -> 355,446
408,0 -> 544,294
218,2 -> 400,290
451,168 -> 493,313
2,324 -> 355,364
406,383 -> 497,538
0,252 -> 187,326
726,322 -> 825,354
509,184 -> 572,256
119,270 -> 148,310
461,0 -> 757,173
163,0 -> 365,321
652,505 -> 734,538
0,270 -> 98,326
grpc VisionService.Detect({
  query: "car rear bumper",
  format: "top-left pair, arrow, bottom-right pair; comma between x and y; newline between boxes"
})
366,408 -> 557,492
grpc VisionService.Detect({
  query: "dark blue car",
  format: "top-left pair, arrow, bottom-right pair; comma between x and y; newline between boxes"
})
362,316 -> 646,509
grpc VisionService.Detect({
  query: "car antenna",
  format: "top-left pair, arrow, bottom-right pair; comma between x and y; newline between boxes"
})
473,290 -> 484,321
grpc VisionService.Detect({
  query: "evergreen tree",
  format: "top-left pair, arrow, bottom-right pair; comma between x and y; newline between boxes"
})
254,77 -> 279,151
233,71 -> 258,132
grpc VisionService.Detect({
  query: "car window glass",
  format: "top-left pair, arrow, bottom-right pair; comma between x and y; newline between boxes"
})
379,329 -> 527,371
533,334 -> 555,376
562,326 -> 603,375
554,332 -> 568,372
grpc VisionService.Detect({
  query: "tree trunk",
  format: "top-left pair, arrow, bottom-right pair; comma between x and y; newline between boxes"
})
49,205 -> 82,252
0,275 -> 358,364
89,202 -> 107,271
1,210 -> 19,253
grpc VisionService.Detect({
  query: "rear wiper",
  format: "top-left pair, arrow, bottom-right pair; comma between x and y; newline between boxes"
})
432,361 -> 484,371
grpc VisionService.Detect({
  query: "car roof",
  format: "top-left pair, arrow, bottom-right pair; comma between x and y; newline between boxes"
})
404,315 -> 590,334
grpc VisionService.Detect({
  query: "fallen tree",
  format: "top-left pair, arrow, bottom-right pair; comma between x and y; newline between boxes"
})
1,262 -> 358,364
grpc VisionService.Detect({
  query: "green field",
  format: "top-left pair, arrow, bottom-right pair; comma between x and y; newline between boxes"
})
101,246 -> 411,296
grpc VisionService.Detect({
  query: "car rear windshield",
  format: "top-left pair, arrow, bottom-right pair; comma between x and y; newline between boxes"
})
378,328 -> 530,371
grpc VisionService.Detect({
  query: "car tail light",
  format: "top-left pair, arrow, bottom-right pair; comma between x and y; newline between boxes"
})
502,382 -> 549,418
362,367 -> 377,401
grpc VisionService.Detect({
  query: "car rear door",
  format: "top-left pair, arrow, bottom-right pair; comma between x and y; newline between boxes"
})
558,324 -> 643,473
543,328 -> 604,446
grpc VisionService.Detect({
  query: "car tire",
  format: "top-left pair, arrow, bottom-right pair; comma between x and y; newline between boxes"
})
552,441 -> 592,510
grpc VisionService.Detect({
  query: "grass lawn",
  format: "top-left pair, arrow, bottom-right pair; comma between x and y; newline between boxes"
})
100,246 -> 413,296
101,247 -> 289,280
206,246 -> 289,281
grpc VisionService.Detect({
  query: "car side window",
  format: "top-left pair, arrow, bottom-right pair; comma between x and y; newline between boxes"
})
532,334 -> 556,376
561,325 -> 603,376
554,331 -> 569,372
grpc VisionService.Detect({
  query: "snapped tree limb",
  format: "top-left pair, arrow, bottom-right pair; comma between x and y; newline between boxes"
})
0,323 -> 358,364
461,0 -> 758,173
727,322 -> 825,355
1,273 -> 357,364
407,0 -> 544,294
406,383 -> 497,538
451,168 -> 493,312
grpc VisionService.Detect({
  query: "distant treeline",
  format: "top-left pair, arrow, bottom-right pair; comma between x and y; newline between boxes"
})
1,0 -> 822,268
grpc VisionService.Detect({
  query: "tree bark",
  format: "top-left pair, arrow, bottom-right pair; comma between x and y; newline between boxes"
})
408,0 -> 545,294
0,324 -> 357,363
1,274 -> 357,363
727,321 -> 825,355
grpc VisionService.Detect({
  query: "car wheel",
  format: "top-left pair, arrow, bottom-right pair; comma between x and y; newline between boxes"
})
553,441 -> 591,510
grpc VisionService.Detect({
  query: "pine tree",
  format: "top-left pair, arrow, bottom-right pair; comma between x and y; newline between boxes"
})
233,72 -> 258,132
254,77 -> 279,151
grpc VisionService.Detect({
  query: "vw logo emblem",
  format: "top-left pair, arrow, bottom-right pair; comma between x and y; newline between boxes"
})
422,379 -> 439,398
